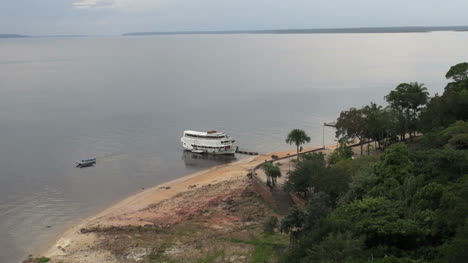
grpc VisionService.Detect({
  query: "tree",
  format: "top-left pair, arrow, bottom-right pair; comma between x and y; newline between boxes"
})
263,216 -> 279,234
385,82 -> 429,139
303,232 -> 365,263
335,108 -> 367,155
422,82 -> 468,131
284,153 -> 326,197
304,191 -> 333,228
438,219 -> 468,263
378,143 -> 413,179
281,206 -> 307,249
327,137 -> 354,164
362,102 -> 385,154
286,129 -> 311,159
261,162 -> 282,187
445,62 -> 468,82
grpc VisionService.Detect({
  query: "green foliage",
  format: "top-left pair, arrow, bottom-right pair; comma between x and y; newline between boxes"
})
35,257 -> 50,263
414,183 -> 446,210
228,234 -> 288,263
303,232 -> 365,263
195,249 -> 225,263
286,129 -> 311,157
385,82 -> 429,138
340,162 -> 379,203
149,250 -> 179,263
448,133 -> 468,150
328,138 -> 354,165
304,192 -> 333,229
263,216 -> 279,234
280,63 -> 468,263
445,62 -> 468,81
301,151 -> 327,163
335,107 -> 368,155
261,162 -> 282,187
281,206 -> 307,248
437,219 -> 468,263
281,206 -> 307,235
420,72 -> 468,131
271,154 -> 279,159
376,143 -> 413,184
283,155 -> 324,196
284,152 -> 350,202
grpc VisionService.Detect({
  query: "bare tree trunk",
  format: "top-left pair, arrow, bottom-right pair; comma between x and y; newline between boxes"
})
360,143 -> 363,156
296,145 -> 300,160
367,140 -> 370,155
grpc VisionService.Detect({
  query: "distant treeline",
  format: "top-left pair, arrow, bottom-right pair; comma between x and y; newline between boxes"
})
123,26 -> 468,36
0,34 -> 90,39
0,34 -> 30,38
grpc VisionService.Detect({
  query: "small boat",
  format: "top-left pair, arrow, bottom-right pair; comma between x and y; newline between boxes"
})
76,158 -> 96,167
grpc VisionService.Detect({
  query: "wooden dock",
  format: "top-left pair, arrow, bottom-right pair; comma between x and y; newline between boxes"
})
236,149 -> 259,155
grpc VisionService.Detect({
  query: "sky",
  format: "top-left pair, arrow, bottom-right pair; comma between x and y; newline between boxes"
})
1,0 -> 468,35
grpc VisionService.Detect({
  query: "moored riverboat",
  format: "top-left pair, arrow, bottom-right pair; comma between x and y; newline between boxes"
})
180,130 -> 237,155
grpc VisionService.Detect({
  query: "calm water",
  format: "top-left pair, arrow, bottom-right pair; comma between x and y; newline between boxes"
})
1,32 -> 467,262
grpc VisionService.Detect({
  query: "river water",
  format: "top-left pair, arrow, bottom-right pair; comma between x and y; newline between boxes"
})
1,32 -> 467,262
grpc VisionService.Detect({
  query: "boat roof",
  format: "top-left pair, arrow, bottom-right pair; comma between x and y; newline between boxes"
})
184,130 -> 226,136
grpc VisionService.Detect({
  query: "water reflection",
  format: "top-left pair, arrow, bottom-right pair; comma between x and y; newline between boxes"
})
182,151 -> 237,168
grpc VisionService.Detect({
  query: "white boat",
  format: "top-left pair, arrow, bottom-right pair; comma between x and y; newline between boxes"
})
76,158 -> 96,167
180,130 -> 237,155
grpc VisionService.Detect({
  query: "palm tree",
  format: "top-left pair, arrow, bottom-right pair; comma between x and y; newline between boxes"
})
286,129 -> 311,159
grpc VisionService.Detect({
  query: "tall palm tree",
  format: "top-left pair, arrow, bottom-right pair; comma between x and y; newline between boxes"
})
286,129 -> 311,159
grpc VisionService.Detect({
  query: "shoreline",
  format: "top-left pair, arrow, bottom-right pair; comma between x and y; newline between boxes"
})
38,144 -> 336,262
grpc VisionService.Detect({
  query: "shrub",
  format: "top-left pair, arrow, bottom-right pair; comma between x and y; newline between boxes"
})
271,154 -> 279,159
35,257 -> 50,263
264,216 -> 279,233
449,133 -> 468,149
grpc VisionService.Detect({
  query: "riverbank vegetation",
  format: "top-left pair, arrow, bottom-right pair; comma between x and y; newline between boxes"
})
279,62 -> 468,262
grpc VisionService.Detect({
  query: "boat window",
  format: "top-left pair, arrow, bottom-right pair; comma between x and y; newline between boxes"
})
185,133 -> 225,139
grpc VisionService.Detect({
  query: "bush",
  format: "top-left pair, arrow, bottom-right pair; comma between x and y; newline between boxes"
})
271,154 -> 279,159
449,133 -> 468,149
263,216 -> 279,233
35,257 -> 50,263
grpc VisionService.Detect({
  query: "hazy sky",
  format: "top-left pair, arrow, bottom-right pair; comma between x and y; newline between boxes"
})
2,0 -> 468,35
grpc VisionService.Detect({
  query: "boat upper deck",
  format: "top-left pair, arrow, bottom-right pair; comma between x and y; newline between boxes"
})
183,130 -> 227,139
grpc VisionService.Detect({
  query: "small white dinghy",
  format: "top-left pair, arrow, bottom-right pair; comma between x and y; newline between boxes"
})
76,158 -> 96,167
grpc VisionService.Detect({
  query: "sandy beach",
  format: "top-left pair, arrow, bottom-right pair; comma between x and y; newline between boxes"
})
34,144 -> 338,263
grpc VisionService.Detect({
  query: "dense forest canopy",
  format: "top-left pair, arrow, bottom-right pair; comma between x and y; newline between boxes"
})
279,63 -> 468,262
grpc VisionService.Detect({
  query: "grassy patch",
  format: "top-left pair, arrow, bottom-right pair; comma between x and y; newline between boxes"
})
174,223 -> 201,237
195,249 -> 225,263
148,250 -> 178,263
225,233 -> 288,263
35,257 -> 50,262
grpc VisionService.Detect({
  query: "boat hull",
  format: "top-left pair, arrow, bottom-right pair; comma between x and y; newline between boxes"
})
183,146 -> 236,155
76,162 -> 95,167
